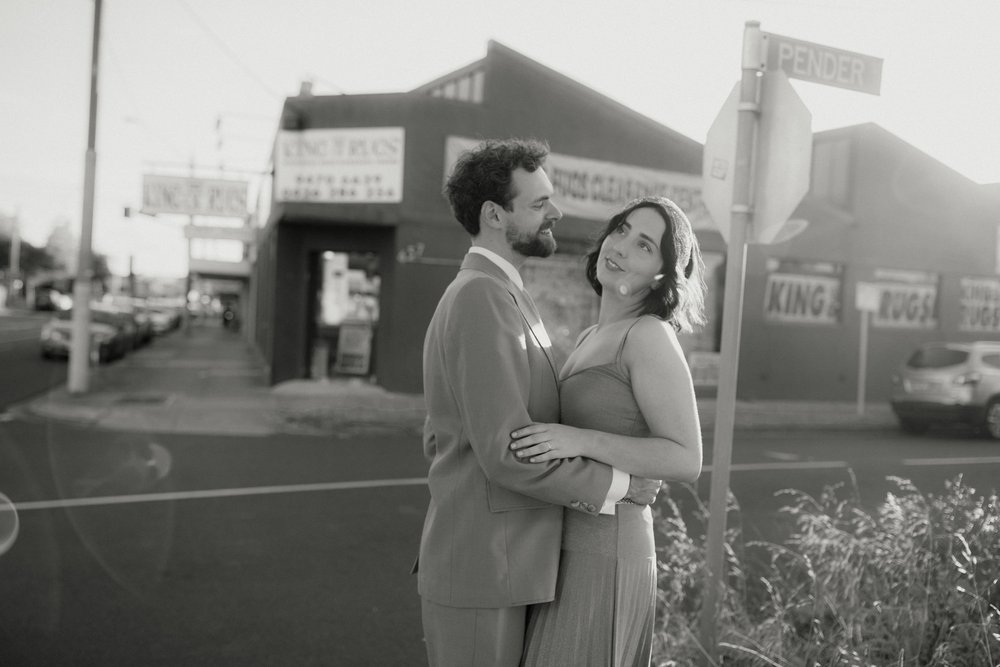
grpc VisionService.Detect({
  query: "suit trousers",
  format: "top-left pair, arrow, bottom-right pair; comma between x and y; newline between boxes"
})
421,598 -> 527,667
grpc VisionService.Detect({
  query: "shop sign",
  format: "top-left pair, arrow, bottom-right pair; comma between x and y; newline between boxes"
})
445,136 -> 711,230
870,281 -> 938,329
276,128 -> 404,204
142,175 -> 248,218
959,277 -> 1000,332
763,272 -> 841,324
334,321 -> 373,375
188,258 -> 250,278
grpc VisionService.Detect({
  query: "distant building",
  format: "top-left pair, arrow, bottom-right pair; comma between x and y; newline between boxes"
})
251,41 -> 1000,401
45,218 -> 78,275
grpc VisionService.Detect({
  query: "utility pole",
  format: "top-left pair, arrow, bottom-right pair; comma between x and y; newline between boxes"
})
9,210 -> 21,305
68,0 -> 102,394
184,157 -> 195,334
10,211 -> 20,281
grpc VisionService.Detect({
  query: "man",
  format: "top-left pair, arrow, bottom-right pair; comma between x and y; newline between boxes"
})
417,138 -> 659,666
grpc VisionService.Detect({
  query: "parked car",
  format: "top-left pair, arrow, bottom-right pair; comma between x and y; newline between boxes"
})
148,307 -> 181,335
890,340 -> 1000,437
40,309 -> 128,363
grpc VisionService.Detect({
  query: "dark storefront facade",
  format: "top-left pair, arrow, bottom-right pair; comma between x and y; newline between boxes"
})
251,41 -> 999,401
251,41 -> 715,393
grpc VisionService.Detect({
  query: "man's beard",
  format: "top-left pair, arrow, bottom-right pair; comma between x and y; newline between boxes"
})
507,224 -> 556,258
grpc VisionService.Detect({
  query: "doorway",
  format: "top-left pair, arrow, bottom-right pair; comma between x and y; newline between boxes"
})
308,250 -> 381,381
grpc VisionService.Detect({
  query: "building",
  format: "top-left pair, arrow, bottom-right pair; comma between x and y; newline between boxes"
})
252,41 -> 717,393
251,41 -> 1000,401
739,124 -> 1000,400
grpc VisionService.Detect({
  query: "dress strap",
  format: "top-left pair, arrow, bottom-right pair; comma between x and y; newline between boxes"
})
614,318 -> 644,370
575,324 -> 599,349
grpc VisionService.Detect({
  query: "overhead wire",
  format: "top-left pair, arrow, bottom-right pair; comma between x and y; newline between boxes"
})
173,0 -> 284,101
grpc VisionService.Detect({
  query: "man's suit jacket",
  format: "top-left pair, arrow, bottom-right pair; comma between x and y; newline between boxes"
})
418,252 -> 615,609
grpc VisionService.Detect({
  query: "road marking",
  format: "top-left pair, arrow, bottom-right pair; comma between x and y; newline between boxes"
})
13,456 -> 1000,512
903,456 -> 1000,467
10,478 -> 430,512
706,460 -> 850,472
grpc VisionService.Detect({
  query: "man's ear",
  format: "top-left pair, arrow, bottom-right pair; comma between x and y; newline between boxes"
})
481,201 -> 504,231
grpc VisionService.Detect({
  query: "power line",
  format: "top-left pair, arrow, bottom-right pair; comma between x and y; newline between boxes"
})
173,0 -> 284,101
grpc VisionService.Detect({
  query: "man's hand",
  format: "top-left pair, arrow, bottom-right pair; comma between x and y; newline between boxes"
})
624,476 -> 662,506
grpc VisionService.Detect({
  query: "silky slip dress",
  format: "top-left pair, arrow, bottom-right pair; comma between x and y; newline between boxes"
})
521,320 -> 656,667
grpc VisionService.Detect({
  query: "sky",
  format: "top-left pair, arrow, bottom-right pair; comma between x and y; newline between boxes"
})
1,0 -> 998,278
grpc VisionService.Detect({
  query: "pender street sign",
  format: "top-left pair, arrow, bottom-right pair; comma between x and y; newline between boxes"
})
763,32 -> 883,95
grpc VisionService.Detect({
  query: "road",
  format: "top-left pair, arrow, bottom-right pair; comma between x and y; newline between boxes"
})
0,311 -> 68,411
1,406 -> 999,664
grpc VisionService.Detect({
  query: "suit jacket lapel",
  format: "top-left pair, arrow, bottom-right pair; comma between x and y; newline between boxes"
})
460,254 -> 559,381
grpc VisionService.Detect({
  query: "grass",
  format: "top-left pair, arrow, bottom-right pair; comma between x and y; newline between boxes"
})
651,474 -> 1000,666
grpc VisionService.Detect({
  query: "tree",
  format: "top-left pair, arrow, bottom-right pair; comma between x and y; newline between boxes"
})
0,237 -> 58,276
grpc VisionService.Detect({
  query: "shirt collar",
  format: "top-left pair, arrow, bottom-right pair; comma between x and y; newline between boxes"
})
468,246 -> 524,290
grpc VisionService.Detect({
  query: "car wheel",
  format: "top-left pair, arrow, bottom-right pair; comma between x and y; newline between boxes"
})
898,418 -> 929,435
984,401 -> 1000,440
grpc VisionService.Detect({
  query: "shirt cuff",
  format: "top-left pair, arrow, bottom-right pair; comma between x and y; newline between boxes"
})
599,468 -> 630,515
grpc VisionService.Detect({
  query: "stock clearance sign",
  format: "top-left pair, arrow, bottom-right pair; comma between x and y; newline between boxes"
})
764,32 -> 883,95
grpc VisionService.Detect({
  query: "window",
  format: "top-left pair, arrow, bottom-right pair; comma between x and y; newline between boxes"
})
980,353 -> 1000,369
423,68 -> 485,104
907,346 -> 968,369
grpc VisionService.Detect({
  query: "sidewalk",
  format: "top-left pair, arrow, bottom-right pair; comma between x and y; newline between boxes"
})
12,323 -> 897,436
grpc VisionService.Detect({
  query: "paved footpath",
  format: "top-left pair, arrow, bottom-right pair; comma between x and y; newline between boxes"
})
10,321 -> 897,436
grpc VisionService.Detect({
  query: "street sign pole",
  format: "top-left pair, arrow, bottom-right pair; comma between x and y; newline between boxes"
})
855,282 -> 880,415
858,309 -> 869,415
68,0 -> 102,394
699,20 -> 763,662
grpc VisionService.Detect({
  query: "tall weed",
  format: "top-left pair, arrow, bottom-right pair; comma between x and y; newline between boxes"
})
652,475 -> 1000,666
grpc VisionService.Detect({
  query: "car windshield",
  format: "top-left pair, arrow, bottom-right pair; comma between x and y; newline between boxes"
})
907,346 -> 969,369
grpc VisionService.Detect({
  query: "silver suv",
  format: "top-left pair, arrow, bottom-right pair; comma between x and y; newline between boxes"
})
890,341 -> 1000,437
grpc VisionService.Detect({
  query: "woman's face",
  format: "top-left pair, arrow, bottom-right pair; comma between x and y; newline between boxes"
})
596,206 -> 667,298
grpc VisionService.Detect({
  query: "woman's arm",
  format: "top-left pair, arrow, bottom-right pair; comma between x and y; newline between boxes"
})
509,317 -> 702,483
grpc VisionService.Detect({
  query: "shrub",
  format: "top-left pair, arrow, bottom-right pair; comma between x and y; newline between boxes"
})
652,475 -> 1000,666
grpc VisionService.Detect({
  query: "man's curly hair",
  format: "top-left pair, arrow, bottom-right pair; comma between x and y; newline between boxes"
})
444,138 -> 549,235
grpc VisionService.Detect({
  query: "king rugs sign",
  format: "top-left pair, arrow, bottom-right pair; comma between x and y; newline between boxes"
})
764,273 -> 841,324
763,261 -> 842,325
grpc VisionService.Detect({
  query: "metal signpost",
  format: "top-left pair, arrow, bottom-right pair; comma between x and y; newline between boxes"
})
698,22 -> 882,662
855,281 -> 881,415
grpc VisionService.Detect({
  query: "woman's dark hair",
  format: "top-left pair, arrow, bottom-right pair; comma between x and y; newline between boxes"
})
443,138 -> 549,235
584,196 -> 707,332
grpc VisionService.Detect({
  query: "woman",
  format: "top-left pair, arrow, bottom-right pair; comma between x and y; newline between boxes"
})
511,196 -> 706,667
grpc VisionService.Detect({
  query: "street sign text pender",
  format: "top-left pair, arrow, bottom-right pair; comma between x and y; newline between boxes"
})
764,32 -> 883,95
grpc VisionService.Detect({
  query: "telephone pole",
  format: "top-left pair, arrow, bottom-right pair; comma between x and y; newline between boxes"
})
68,0 -> 102,393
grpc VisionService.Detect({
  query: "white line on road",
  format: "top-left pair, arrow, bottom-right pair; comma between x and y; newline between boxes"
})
903,456 -> 1000,467
11,478 -> 430,512
705,460 -> 849,472
12,456 -> 1000,512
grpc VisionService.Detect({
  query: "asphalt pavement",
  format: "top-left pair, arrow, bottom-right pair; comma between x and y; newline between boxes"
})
7,316 -> 898,436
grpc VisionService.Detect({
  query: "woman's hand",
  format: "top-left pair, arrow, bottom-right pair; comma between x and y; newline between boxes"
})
509,423 -> 589,462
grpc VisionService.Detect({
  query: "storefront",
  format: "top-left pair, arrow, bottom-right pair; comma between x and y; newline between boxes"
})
737,125 -> 1000,400
252,41 -> 720,393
